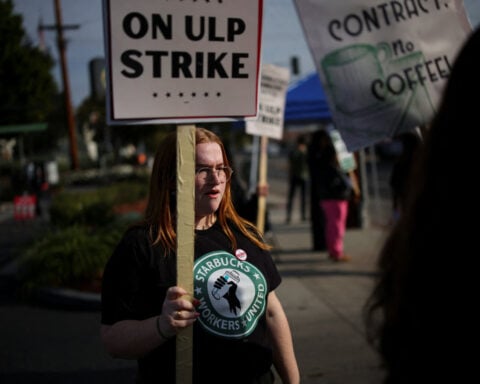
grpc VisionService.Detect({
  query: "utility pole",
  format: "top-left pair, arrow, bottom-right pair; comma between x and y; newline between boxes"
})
40,0 -> 80,170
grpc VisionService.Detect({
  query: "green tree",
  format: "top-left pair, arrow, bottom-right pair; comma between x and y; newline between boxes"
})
0,0 -> 60,152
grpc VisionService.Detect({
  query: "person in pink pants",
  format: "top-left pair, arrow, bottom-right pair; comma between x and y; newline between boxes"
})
320,199 -> 349,260
310,129 -> 359,262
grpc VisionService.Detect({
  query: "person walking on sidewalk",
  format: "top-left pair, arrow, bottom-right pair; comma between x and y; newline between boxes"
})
101,127 -> 300,384
389,130 -> 422,222
286,135 -> 308,223
307,129 -> 327,251
312,130 -> 358,262
364,27 -> 480,384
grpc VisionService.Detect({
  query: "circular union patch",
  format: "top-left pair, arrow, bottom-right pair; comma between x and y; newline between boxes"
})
194,250 -> 267,338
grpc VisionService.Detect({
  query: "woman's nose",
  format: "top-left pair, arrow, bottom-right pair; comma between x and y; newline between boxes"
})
209,171 -> 221,183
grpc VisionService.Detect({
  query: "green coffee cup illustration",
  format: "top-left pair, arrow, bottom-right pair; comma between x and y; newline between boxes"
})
322,43 -> 391,116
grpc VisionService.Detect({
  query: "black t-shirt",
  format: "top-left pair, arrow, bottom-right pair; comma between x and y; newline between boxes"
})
101,221 -> 281,384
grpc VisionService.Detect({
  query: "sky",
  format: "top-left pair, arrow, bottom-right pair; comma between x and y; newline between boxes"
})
12,0 -> 480,109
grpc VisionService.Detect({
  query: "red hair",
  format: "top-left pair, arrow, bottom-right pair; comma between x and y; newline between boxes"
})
143,127 -> 270,254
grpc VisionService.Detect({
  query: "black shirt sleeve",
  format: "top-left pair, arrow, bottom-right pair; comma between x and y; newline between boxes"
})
101,226 -> 175,325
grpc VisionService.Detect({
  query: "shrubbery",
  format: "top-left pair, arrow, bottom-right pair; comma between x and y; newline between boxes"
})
18,223 -> 124,294
17,179 -> 149,295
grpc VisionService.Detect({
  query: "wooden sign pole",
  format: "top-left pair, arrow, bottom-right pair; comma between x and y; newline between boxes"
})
175,125 -> 195,384
256,135 -> 268,234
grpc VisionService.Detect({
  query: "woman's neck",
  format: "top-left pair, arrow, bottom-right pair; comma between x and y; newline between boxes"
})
195,214 -> 217,230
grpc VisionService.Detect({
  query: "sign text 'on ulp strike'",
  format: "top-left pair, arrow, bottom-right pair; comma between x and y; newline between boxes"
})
119,13 -> 250,79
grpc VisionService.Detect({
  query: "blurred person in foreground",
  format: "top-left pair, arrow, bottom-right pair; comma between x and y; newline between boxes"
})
101,127 -> 299,384
364,27 -> 480,383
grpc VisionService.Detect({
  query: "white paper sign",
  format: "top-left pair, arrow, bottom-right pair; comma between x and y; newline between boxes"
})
103,0 -> 263,124
294,0 -> 472,150
329,129 -> 356,172
246,64 -> 290,140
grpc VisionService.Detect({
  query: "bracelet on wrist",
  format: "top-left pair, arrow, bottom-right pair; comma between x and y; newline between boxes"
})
156,315 -> 170,340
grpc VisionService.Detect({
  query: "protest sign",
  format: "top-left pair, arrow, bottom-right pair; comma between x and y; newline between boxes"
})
246,64 -> 290,232
246,64 -> 290,140
330,129 -> 356,173
103,0 -> 263,124
294,0 -> 472,150
103,3 -> 264,382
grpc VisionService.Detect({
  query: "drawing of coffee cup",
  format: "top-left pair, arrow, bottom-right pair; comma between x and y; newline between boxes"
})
322,43 -> 391,116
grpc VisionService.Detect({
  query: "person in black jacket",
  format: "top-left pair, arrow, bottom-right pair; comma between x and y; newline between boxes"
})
286,135 -> 309,223
307,129 -> 328,251
310,129 -> 358,261
389,130 -> 422,222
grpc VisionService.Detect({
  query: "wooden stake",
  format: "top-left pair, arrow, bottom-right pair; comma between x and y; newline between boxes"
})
175,125 -> 195,384
256,135 -> 268,234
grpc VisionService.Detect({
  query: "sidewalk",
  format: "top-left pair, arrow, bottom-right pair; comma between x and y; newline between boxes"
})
271,220 -> 387,383
265,167 -> 390,383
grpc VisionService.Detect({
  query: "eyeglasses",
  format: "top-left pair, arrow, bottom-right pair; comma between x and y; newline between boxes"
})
195,166 -> 233,181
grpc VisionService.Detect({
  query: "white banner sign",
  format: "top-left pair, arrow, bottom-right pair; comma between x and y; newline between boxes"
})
103,0 -> 263,124
246,64 -> 290,140
294,0 -> 472,150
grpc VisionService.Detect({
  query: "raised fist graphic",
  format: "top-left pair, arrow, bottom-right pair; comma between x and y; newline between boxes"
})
211,270 -> 241,314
